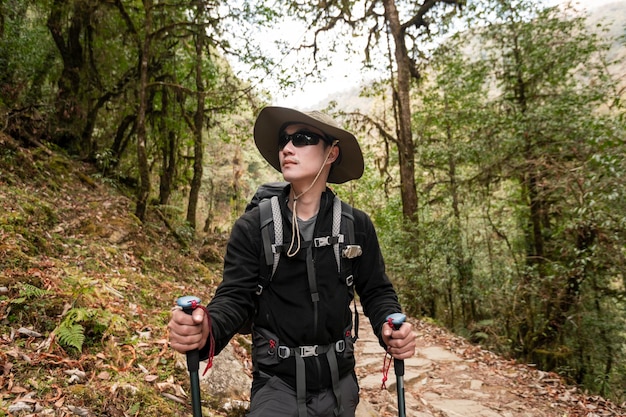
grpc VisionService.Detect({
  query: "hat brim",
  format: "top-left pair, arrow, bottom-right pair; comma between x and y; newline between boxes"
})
253,107 -> 364,184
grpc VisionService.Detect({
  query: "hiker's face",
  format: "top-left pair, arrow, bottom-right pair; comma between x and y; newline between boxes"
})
279,123 -> 337,183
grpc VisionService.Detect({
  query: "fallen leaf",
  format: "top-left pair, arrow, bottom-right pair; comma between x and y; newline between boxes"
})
8,402 -> 33,413
64,369 -> 86,380
97,371 -> 110,380
161,392 -> 186,404
17,327 -> 43,338
67,405 -> 90,416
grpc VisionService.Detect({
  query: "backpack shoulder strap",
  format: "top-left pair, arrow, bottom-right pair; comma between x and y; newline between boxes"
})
257,195 -> 282,295
315,195 -> 357,272
332,196 -> 342,271
259,198 -> 274,267
338,199 -> 360,342
340,201 -> 355,245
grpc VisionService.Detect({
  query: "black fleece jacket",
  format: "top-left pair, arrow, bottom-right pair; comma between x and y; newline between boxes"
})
203,187 -> 401,390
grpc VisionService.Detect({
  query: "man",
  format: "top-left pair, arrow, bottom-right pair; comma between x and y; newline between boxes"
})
169,107 -> 416,417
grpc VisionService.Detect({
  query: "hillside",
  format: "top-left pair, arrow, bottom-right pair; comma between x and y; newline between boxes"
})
2,137 -> 626,417
0,135 -> 226,416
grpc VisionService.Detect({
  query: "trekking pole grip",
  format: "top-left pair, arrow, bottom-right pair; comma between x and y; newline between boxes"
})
386,313 -> 406,376
177,295 -> 203,417
386,312 -> 407,417
178,296 -> 201,372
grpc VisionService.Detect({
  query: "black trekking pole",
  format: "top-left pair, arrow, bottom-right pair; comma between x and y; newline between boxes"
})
387,313 -> 407,417
176,295 -> 203,417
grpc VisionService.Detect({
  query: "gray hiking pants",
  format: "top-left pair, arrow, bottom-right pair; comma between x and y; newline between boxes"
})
247,373 -> 360,417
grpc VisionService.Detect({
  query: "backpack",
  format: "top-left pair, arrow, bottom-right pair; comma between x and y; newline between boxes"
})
239,182 -> 361,338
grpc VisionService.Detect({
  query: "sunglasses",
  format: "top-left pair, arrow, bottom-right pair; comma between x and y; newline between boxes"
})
278,131 -> 329,150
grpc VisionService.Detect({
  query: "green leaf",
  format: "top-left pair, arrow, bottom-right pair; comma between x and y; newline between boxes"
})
57,321 -> 86,352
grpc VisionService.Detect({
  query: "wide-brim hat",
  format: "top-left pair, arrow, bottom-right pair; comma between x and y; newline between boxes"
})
253,106 -> 364,184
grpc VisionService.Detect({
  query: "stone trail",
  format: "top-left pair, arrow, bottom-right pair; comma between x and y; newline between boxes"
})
195,303 -> 621,416
354,303 -> 518,417
352,304 -> 607,417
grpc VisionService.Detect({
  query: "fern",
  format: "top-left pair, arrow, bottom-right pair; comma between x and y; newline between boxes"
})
107,314 -> 128,334
57,321 -> 85,351
55,307 -> 90,352
21,282 -> 49,297
64,307 -> 90,323
55,307 -> 122,352
11,283 -> 49,304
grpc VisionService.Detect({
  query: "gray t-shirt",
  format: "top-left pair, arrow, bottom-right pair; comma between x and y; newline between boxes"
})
297,215 -> 317,242
286,208 -> 317,242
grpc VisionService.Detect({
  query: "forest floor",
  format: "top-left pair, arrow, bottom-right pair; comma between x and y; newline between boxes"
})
1,136 -> 626,417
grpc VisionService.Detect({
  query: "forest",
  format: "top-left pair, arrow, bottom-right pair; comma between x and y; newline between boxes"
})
1,0 -> 625,408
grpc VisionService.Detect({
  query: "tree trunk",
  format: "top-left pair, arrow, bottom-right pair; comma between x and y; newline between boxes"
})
186,0 -> 206,229
134,0 -> 152,222
46,0 -> 89,153
447,122 -> 476,326
202,179 -> 215,233
159,130 -> 177,206
382,0 -> 418,222
111,115 -> 136,170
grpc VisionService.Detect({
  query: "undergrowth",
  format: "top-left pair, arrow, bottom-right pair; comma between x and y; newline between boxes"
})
0,143 -> 235,416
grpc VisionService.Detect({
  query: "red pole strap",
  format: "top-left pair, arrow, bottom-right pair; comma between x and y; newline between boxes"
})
188,302 -> 215,376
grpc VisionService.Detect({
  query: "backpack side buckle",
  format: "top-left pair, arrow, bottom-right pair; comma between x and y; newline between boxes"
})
278,346 -> 290,359
335,340 -> 346,353
345,275 -> 354,287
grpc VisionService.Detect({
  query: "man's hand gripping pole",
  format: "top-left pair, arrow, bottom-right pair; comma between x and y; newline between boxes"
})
387,313 -> 407,417
177,296 -> 203,417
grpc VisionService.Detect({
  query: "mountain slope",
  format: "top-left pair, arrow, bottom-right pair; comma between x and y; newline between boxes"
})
1,135 -> 224,416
